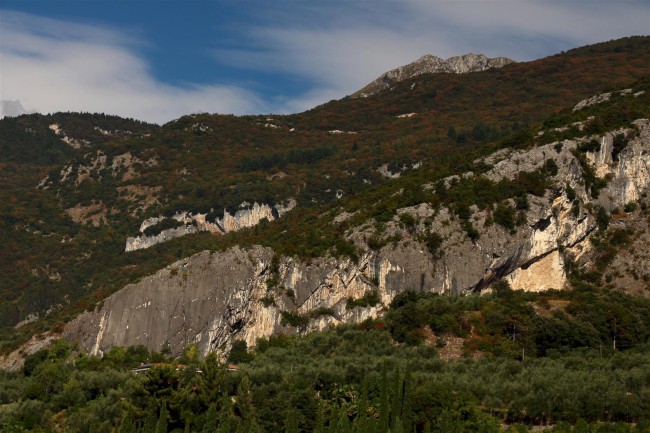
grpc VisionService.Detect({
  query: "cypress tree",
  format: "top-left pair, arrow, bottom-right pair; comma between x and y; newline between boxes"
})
328,406 -> 340,433
392,417 -> 404,433
143,405 -> 158,433
401,366 -> 412,433
235,376 -> 261,433
218,396 -> 237,433
216,404 -> 234,433
156,401 -> 168,433
120,406 -> 136,433
284,408 -> 299,433
357,378 -> 369,422
313,406 -> 326,433
378,364 -> 389,433
390,367 -> 402,430
336,408 -> 351,433
202,403 -> 218,433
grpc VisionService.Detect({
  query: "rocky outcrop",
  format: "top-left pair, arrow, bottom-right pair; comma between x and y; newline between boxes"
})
41,150 -> 158,187
64,117 -> 650,359
592,119 -> 650,209
0,332 -> 57,372
125,200 -> 297,251
353,53 -> 514,97
49,123 -> 90,149
572,88 -> 643,112
125,223 -> 201,252
219,200 -> 296,233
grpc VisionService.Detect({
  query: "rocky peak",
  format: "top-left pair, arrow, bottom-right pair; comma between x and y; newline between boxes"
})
353,53 -> 514,97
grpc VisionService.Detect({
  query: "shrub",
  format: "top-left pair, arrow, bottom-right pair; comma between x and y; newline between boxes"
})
493,203 -> 516,232
143,218 -> 184,236
280,311 -> 309,328
422,232 -> 443,258
346,290 -> 381,310
260,295 -> 275,307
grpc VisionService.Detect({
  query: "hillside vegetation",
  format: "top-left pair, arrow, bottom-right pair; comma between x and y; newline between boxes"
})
0,287 -> 648,432
2,34 -> 650,433
2,37 -> 650,352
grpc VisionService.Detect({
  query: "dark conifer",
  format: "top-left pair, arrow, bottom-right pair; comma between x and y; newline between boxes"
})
156,401 -> 168,433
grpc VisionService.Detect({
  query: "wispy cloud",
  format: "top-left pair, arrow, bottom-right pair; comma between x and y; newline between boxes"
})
212,0 -> 649,112
0,11 -> 264,124
1,2 -> 648,123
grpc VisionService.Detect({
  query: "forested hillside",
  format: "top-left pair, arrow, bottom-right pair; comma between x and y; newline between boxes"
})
2,37 -> 650,354
0,287 -> 648,432
2,36 -> 650,433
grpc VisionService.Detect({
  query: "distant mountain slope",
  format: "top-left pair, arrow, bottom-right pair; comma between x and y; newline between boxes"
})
63,80 -> 650,359
352,53 -> 514,97
1,36 -> 650,358
0,112 -> 157,166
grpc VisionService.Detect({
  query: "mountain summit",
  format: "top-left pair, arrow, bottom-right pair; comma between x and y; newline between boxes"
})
353,53 -> 515,97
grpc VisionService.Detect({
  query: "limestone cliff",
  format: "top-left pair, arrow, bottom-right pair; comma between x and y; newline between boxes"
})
353,53 -> 514,97
63,117 -> 650,358
124,200 -> 296,251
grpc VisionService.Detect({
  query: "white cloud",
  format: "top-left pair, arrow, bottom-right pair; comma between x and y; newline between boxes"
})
1,2 -> 648,122
405,1 -> 650,57
213,0 -> 649,110
0,11 -> 264,124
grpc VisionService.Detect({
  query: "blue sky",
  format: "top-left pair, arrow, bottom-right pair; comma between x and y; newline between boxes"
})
1,1 -> 648,124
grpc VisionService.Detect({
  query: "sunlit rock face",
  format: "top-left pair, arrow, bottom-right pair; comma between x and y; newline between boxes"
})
353,53 -> 514,97
64,117 -> 650,358
124,199 -> 297,251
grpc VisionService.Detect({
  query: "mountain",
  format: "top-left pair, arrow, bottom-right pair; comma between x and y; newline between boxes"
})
62,88 -> 650,357
0,100 -> 32,118
1,36 -> 650,366
352,53 -> 514,97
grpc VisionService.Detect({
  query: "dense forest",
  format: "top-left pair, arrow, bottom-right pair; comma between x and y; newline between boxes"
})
0,286 -> 648,432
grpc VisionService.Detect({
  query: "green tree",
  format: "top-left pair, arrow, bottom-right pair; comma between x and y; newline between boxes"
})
234,376 -> 261,433
379,365 -> 390,433
120,407 -> 137,433
143,405 -> 158,433
156,401 -> 168,433
203,403 -> 218,433
284,408 -> 299,433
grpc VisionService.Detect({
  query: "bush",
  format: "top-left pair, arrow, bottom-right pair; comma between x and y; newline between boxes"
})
493,203 -> 517,232
280,311 -> 309,328
346,290 -> 381,310
422,232 -> 443,258
596,206 -> 610,231
260,295 -> 275,307
228,340 -> 254,364
143,218 -> 184,236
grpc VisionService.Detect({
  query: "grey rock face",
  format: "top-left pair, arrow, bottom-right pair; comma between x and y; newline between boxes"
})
64,247 -> 274,356
63,245 -> 428,357
64,116 -> 650,359
125,200 -> 296,251
353,53 -> 514,97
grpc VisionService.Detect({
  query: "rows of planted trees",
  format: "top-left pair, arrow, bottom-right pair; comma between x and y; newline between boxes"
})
0,285 -> 648,432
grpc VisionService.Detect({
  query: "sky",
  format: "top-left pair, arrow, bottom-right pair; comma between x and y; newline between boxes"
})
1,1 -> 648,124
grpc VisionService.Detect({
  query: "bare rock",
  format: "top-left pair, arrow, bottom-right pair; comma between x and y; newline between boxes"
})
353,53 -> 514,97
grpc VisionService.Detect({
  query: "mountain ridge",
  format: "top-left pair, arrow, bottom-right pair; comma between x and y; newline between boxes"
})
0,36 -> 649,361
352,52 -> 515,97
